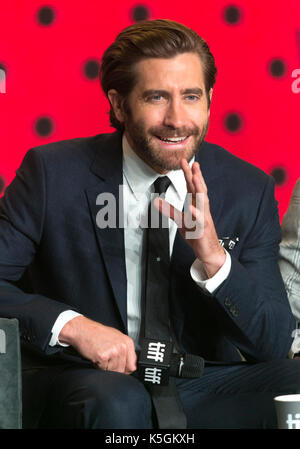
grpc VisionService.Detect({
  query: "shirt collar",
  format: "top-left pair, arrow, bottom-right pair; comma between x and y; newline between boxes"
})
122,134 -> 194,201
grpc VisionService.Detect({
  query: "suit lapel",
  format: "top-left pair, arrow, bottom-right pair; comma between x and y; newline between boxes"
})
85,132 -> 128,331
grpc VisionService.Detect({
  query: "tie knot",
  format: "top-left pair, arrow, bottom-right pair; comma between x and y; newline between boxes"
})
154,176 -> 171,195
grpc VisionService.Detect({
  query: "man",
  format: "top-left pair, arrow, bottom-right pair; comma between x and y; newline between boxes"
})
0,19 -> 299,429
280,179 -> 300,357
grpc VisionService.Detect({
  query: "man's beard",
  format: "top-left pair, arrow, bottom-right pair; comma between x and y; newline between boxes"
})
124,117 -> 209,173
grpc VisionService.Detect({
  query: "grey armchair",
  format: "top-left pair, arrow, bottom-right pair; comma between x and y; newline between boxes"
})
0,318 -> 22,429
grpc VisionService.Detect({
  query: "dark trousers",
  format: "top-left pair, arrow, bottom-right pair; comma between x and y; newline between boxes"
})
22,359 -> 300,429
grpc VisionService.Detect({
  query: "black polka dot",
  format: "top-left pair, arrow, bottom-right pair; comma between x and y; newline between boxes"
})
83,60 -> 100,80
0,176 -> 5,194
37,6 -> 55,26
223,5 -> 242,24
35,117 -> 54,137
270,167 -> 287,186
224,113 -> 243,132
131,5 -> 150,22
269,59 -> 286,78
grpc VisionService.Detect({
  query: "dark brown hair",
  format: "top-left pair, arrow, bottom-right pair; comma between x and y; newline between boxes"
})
100,19 -> 217,130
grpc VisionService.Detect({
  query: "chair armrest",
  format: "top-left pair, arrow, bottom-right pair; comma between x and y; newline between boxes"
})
0,318 -> 22,429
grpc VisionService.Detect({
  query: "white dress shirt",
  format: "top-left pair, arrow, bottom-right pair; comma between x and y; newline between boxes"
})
49,134 -> 231,347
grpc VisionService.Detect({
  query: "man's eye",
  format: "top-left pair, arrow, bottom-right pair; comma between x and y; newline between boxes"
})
185,95 -> 198,101
149,95 -> 163,101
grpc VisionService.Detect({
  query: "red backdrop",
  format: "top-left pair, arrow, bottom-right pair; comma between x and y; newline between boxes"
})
1,0 -> 300,219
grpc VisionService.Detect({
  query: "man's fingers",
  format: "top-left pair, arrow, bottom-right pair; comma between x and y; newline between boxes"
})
125,354 -> 137,374
106,343 -> 127,373
153,197 -> 203,240
153,197 -> 183,228
181,158 -> 196,194
192,165 -> 203,194
189,203 -> 205,223
192,162 -> 207,194
181,159 -> 208,198
67,318 -> 138,375
125,339 -> 138,374
99,342 -> 135,374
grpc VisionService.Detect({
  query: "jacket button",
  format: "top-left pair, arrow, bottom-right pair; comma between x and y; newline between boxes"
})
230,306 -> 239,317
224,297 -> 232,307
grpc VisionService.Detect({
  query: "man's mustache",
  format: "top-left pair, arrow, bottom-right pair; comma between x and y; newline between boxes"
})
149,126 -> 200,139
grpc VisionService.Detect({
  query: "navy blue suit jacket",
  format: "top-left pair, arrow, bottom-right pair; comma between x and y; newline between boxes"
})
0,131 -> 295,367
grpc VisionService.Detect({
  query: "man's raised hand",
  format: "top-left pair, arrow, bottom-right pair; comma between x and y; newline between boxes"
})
154,158 -> 226,278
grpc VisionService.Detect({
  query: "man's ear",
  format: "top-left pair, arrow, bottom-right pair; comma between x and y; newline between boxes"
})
108,89 -> 125,123
208,88 -> 213,116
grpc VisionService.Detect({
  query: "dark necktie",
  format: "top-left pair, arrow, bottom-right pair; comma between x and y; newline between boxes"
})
144,176 -> 172,341
142,176 -> 187,429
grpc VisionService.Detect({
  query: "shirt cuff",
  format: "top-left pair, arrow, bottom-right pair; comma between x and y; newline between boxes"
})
190,250 -> 231,294
49,310 -> 83,347
289,327 -> 300,358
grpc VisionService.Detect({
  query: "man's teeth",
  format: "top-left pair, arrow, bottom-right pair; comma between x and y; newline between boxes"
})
159,136 -> 187,142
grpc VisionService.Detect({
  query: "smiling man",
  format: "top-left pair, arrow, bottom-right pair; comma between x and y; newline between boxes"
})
108,52 -> 211,174
0,19 -> 300,430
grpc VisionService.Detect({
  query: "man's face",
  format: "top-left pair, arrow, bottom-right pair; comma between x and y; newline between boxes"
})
122,52 -> 212,174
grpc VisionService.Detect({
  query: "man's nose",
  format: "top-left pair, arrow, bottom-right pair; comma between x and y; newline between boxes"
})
163,100 -> 185,129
